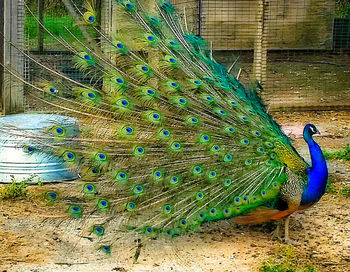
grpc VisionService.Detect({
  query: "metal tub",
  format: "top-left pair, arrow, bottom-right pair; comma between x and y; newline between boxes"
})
0,114 -> 79,183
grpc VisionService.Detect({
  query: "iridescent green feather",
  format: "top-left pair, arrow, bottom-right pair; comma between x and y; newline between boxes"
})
15,0 -> 310,255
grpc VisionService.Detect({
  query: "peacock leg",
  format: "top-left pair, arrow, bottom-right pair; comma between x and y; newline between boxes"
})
284,216 -> 290,241
271,221 -> 282,241
133,238 -> 143,264
283,216 -> 300,245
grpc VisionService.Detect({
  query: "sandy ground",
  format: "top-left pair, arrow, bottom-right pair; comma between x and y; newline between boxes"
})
0,111 -> 350,272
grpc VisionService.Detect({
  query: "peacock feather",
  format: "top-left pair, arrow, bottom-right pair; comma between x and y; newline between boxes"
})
3,0 -> 328,252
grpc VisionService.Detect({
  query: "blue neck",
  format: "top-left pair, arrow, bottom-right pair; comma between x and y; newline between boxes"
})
301,128 -> 328,206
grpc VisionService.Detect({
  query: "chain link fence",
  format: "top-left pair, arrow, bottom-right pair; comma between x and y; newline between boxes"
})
4,0 -> 350,112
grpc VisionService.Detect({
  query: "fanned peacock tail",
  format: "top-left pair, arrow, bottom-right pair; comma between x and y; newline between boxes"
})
3,0 -> 316,253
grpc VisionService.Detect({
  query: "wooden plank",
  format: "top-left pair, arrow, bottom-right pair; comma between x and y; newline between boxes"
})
37,0 -> 44,52
0,0 -> 4,112
2,0 -> 24,114
201,0 -> 334,50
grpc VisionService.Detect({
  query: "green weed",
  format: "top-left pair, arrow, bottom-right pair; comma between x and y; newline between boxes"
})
0,175 -> 40,200
335,0 -> 350,18
323,145 -> 350,161
260,246 -> 318,272
341,186 -> 350,197
325,176 -> 337,194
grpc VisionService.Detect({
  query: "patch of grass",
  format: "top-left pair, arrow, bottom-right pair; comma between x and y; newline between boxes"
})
341,186 -> 350,197
323,145 -> 350,161
335,0 -> 350,18
325,176 -> 337,194
260,246 -> 318,272
24,16 -> 95,50
0,175 -> 40,200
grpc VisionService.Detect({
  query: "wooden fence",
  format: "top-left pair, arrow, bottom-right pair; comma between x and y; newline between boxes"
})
0,0 -> 24,114
1,0 -> 347,113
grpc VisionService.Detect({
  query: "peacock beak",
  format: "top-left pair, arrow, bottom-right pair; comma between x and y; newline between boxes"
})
315,128 -> 321,135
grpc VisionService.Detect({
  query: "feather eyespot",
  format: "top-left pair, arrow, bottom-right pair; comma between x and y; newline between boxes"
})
170,176 -> 179,185
196,192 -> 204,201
68,205 -> 82,218
211,145 -> 220,152
49,193 -> 57,199
209,208 -> 216,216
23,146 -> 35,153
224,179 -> 232,186
49,87 -> 58,94
47,192 -> 58,201
98,153 -> 106,160
153,170 -> 163,181
126,202 -> 136,211
93,226 -> 105,237
193,166 -> 202,175
100,245 -> 111,254
91,168 -> 99,174
133,185 -> 144,195
224,154 -> 232,162
63,152 -> 75,161
163,205 -> 172,214
245,159 -> 252,165
98,199 -> 109,210
83,184 -> 96,194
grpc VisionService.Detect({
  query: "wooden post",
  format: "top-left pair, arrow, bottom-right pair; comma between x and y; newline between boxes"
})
0,0 -> 4,112
37,0 -> 44,52
101,0 -> 113,35
253,0 -> 269,87
1,0 -> 24,114
197,0 -> 203,36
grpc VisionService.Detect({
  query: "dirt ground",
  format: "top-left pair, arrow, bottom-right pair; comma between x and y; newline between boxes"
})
0,110 -> 350,272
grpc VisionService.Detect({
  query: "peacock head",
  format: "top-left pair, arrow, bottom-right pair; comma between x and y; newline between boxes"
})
303,124 -> 320,141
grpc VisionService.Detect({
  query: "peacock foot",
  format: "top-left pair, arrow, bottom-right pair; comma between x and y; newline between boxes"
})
271,223 -> 283,241
283,237 -> 301,246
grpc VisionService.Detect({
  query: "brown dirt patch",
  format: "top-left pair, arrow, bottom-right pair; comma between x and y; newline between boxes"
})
1,111 -> 350,271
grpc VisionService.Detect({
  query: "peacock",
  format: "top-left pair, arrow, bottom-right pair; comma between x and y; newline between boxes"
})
3,0 -> 328,254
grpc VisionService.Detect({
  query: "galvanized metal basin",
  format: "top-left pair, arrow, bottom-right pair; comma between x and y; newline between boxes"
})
0,114 -> 79,184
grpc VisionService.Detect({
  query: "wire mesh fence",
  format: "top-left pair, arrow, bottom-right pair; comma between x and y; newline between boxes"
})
13,0 -> 350,111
